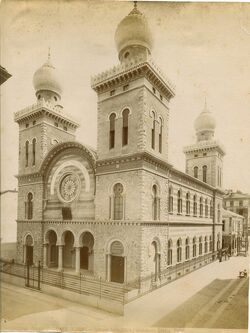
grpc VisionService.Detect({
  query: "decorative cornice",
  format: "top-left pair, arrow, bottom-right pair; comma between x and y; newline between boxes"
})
14,99 -> 79,129
91,56 -> 175,100
183,140 -> 226,156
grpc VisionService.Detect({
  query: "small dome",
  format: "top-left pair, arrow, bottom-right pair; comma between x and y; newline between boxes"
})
194,109 -> 216,133
114,5 -> 153,59
33,59 -> 62,96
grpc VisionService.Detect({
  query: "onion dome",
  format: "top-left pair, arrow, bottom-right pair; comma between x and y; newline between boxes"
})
33,56 -> 62,98
194,101 -> 216,141
114,2 -> 153,60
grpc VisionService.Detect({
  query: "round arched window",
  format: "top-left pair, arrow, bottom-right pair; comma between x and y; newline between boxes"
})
58,173 -> 81,203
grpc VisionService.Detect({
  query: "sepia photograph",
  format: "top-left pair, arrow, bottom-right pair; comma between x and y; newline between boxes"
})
0,0 -> 249,332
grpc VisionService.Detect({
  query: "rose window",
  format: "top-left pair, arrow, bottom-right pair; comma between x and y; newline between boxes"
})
59,173 -> 80,202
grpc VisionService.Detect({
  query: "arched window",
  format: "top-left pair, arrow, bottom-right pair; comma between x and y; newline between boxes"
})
109,113 -> 116,149
209,236 -> 213,252
202,165 -> 207,183
194,166 -> 198,178
113,183 -> 124,220
204,236 -> 208,253
193,195 -> 197,216
199,236 -> 203,255
151,112 -> 156,149
177,238 -> 182,263
217,204 -> 221,223
32,138 -> 36,166
177,190 -> 182,214
25,141 -> 29,167
185,238 -> 190,260
159,118 -> 163,153
217,166 -> 220,186
193,237 -> 197,257
186,192 -> 190,215
205,199 -> 208,217
167,239 -> 172,265
152,185 -> 160,220
199,197 -> 203,217
25,192 -> 33,220
168,187 -> 173,213
210,200 -> 213,218
122,109 -> 129,146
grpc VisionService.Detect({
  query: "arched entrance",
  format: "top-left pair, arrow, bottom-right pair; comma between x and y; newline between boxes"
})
62,231 -> 75,269
47,230 -> 58,267
110,241 -> 125,283
25,234 -> 34,265
79,232 -> 94,271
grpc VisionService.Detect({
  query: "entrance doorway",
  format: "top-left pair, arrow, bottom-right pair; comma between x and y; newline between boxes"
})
80,246 -> 89,269
47,230 -> 58,267
25,234 -> 34,265
111,255 -> 124,283
63,231 -> 75,268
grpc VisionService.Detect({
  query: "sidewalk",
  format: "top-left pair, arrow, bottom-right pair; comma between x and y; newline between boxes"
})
1,255 -> 249,331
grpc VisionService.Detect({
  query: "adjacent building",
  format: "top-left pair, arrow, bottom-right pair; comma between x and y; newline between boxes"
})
0,65 -> 11,85
14,3 -> 224,289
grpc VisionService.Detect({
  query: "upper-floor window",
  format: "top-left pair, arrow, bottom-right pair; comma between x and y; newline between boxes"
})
185,238 -> 190,260
25,141 -> 29,167
177,190 -> 182,214
62,207 -> 72,220
159,118 -> 163,153
151,112 -> 156,150
25,192 -> 33,220
193,237 -> 197,257
186,192 -> 190,215
152,185 -> 160,220
109,113 -> 116,149
205,198 -> 208,217
167,239 -> 172,265
204,236 -> 208,253
210,200 -> 213,218
122,109 -> 129,146
217,204 -> 221,223
199,197 -> 203,217
199,236 -> 203,255
113,183 -> 124,220
209,236 -> 213,252
194,166 -> 198,178
32,138 -> 36,166
193,195 -> 197,216
202,165 -> 207,183
222,220 -> 225,232
177,238 -> 182,263
168,187 -> 173,213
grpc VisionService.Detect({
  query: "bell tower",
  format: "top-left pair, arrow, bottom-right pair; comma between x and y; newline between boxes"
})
183,101 -> 225,189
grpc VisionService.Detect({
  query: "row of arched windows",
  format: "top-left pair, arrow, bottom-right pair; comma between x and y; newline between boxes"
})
25,139 -> 36,167
167,235 -> 216,265
169,188 -> 213,218
151,112 -> 163,153
109,109 -> 129,149
194,165 -> 207,183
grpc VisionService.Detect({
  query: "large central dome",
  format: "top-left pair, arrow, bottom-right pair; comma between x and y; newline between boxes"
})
114,4 -> 153,60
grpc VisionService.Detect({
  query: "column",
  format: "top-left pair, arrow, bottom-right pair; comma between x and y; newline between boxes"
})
75,247 -> 80,274
58,245 -> 63,271
43,244 -> 48,268
106,254 -> 111,281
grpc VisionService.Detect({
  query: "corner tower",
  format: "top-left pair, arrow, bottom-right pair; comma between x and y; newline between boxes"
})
183,102 -> 225,189
92,3 -> 175,162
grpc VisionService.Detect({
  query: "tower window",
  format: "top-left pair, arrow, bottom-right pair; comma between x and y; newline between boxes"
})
110,90 -> 115,96
202,165 -> 207,183
25,192 -> 33,220
113,183 -> 124,220
194,166 -> 198,178
109,113 -> 116,149
122,109 -> 129,146
159,118 -> 163,153
32,138 -> 36,166
151,112 -> 156,149
25,141 -> 29,167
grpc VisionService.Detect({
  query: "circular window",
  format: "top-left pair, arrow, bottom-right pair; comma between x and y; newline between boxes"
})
58,173 -> 81,203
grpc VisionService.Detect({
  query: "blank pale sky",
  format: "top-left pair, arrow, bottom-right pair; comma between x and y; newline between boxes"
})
1,0 -> 250,193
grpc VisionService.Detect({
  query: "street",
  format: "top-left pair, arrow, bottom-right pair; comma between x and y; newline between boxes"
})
1,255 -> 248,331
